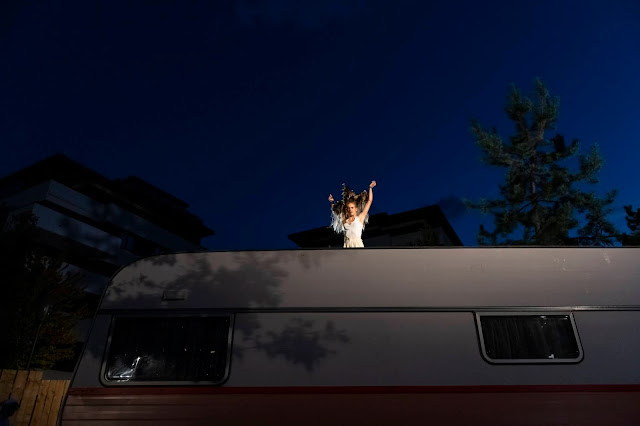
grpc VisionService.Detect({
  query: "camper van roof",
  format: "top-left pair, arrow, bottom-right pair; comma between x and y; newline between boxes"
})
101,247 -> 640,311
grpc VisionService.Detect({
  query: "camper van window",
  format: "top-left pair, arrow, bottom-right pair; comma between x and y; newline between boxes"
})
476,313 -> 582,364
103,316 -> 231,384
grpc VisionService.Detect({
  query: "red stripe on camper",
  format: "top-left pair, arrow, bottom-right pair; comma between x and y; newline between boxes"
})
67,384 -> 640,396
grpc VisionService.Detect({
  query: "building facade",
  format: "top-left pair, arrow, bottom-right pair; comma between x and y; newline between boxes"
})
0,154 -> 214,372
1,155 -> 213,292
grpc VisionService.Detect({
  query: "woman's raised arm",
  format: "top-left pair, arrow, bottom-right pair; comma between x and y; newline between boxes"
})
360,180 -> 376,220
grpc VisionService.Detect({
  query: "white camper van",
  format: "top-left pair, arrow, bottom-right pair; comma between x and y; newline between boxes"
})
61,248 -> 640,425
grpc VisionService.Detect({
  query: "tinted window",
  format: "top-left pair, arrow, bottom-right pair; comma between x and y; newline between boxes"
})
105,316 -> 230,383
477,314 -> 581,363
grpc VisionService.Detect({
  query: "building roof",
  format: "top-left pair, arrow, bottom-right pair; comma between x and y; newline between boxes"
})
288,204 -> 462,248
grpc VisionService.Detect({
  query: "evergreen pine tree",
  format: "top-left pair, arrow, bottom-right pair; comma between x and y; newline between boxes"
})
466,79 -> 619,246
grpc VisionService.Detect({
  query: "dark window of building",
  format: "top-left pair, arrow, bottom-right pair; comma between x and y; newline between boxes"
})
120,232 -> 134,251
476,313 -> 582,363
104,316 -> 231,383
130,236 -> 157,256
120,232 -> 167,256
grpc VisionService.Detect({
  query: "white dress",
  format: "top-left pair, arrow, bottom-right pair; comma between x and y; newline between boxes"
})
343,217 -> 364,248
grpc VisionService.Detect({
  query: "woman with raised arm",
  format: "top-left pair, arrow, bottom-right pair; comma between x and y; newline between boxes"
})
328,180 -> 376,248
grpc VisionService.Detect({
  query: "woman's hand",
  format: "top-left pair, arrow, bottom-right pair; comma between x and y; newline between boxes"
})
369,180 -> 376,189
328,194 -> 334,203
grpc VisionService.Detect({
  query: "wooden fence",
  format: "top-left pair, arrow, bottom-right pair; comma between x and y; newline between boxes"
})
0,370 -> 69,426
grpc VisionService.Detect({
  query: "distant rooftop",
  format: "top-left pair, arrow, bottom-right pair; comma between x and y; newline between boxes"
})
288,204 -> 462,248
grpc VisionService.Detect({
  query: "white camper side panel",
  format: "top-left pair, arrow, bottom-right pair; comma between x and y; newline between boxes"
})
227,311 -> 640,387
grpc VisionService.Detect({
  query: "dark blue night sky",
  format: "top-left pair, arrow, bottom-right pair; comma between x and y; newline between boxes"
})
2,0 -> 639,249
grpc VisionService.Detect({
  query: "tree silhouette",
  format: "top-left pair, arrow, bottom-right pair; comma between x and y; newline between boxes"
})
0,211 -> 88,369
620,205 -> 640,245
466,79 -> 619,246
